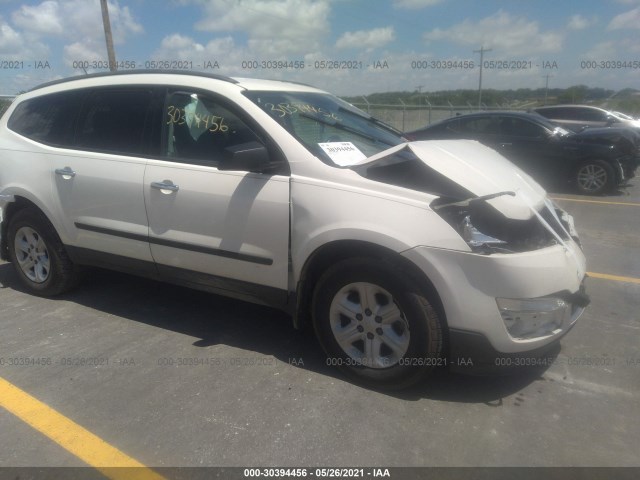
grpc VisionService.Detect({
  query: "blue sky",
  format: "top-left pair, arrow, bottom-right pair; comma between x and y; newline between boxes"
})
0,0 -> 638,96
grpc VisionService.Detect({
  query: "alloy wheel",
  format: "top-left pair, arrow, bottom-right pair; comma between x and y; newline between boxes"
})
14,226 -> 51,283
577,164 -> 608,192
329,282 -> 410,369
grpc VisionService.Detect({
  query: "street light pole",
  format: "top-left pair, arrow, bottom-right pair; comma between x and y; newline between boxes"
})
473,46 -> 492,110
100,0 -> 117,71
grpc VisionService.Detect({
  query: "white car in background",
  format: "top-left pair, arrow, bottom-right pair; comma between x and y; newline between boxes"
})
534,104 -> 640,133
0,72 -> 589,389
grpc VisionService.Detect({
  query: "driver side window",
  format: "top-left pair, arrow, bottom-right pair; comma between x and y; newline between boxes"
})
164,91 -> 262,165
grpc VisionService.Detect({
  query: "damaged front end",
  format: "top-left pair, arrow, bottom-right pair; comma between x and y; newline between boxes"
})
431,194 -> 580,255
351,139 -> 589,356
351,140 -> 582,255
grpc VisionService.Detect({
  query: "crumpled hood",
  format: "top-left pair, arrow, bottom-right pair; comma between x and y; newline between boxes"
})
351,140 -> 547,220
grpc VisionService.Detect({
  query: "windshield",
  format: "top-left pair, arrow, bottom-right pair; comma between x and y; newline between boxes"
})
244,90 -> 405,166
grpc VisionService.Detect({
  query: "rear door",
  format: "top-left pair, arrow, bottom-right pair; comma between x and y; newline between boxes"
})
495,117 -> 568,184
51,87 -> 160,270
143,89 -> 290,305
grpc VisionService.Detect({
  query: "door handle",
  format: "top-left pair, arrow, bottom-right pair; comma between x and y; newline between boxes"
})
55,167 -> 76,178
151,181 -> 179,192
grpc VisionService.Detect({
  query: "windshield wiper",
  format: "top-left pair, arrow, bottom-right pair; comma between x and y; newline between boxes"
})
432,191 -> 516,210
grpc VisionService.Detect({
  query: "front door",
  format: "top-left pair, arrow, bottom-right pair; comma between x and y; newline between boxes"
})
143,90 -> 290,305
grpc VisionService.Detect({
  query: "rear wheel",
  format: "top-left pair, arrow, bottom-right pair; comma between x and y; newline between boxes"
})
312,258 -> 443,390
575,160 -> 615,195
7,208 -> 78,296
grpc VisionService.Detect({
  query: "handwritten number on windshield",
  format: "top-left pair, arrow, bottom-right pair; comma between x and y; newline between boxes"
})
264,102 -> 340,121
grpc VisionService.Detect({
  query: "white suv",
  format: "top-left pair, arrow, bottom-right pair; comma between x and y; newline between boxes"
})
0,72 -> 588,389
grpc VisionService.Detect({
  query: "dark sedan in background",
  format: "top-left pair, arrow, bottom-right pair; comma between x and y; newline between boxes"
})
406,111 -> 640,195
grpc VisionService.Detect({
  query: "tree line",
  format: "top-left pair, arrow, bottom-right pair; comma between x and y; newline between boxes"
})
343,85 -> 639,107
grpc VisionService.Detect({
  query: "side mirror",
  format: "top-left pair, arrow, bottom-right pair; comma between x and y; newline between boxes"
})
218,141 -> 271,172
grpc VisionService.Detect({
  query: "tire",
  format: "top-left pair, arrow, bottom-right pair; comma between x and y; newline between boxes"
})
575,160 -> 616,195
312,257 -> 443,390
7,207 -> 78,296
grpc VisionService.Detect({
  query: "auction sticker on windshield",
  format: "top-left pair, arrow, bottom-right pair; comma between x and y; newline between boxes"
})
318,142 -> 367,166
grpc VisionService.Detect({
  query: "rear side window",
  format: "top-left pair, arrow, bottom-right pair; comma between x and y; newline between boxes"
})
499,118 -> 545,138
458,117 -> 500,135
74,89 -> 153,156
536,107 -> 561,119
8,92 -> 82,146
573,108 -> 608,122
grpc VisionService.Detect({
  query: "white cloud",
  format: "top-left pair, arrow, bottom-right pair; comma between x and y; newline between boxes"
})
393,0 -> 443,8
0,21 -> 23,51
336,27 -> 395,51
189,0 -> 331,55
0,18 -> 49,60
63,0 -> 142,44
582,41 -> 617,60
12,1 -> 142,44
151,34 -> 244,76
608,7 -> 640,29
424,10 -> 564,55
64,41 -> 104,64
155,33 -> 236,59
567,14 -> 596,30
620,37 -> 640,53
12,1 -> 64,35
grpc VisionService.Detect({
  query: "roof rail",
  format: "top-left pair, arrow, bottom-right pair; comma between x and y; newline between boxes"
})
29,69 -> 238,92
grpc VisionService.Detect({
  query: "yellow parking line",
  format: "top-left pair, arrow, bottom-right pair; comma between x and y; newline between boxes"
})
0,376 -> 164,480
550,197 -> 640,207
588,272 -> 640,285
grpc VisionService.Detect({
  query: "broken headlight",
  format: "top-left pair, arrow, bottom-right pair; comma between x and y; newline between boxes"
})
460,215 -> 507,250
433,198 -> 565,254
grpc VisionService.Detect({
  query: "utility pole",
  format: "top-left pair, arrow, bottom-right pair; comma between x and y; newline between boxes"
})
415,86 -> 426,125
473,46 -> 492,110
100,0 -> 117,71
542,74 -> 553,105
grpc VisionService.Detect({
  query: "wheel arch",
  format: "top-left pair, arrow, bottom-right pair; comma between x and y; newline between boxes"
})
1,195 -> 56,261
293,240 -> 449,343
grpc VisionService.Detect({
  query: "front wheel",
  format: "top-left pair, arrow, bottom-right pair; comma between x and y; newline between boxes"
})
312,258 -> 443,390
7,208 -> 79,296
575,160 -> 615,195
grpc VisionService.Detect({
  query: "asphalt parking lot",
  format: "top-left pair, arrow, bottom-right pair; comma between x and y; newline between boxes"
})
1,181 -> 639,476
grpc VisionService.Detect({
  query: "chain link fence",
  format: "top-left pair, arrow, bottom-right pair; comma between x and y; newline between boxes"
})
350,102 -> 538,132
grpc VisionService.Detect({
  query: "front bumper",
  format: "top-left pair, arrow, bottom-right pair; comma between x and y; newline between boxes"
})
447,327 -> 566,374
402,238 -> 587,363
618,154 -> 640,181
